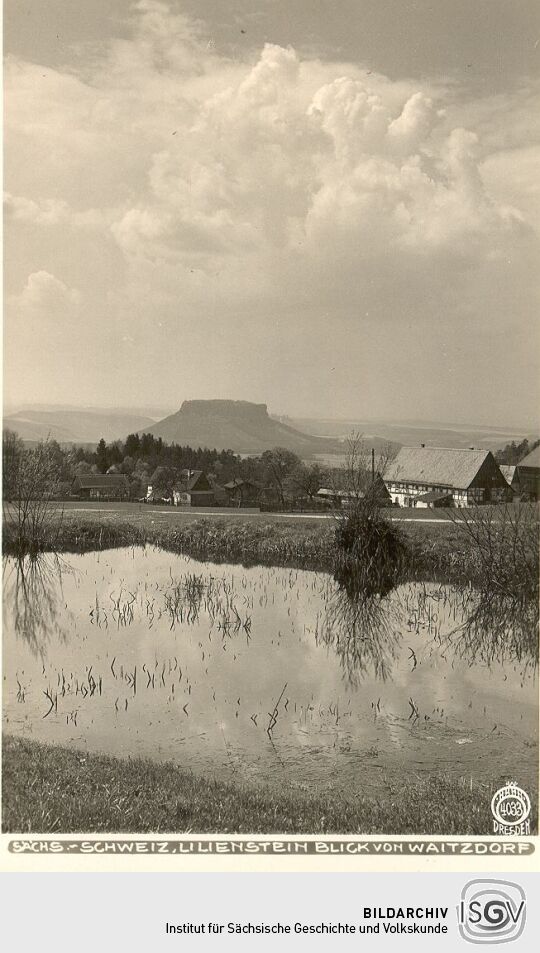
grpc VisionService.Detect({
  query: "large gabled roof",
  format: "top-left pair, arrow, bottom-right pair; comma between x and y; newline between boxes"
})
148,468 -> 208,491
185,469 -> 206,490
384,446 -> 492,489
519,445 -> 540,468
73,474 -> 129,489
223,478 -> 261,489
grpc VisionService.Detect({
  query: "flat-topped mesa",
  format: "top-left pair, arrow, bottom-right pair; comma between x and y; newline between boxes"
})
178,400 -> 269,422
145,399 -> 342,454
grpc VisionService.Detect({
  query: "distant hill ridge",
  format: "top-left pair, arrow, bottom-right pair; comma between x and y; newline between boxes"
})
145,400 -> 343,455
3,409 -> 156,444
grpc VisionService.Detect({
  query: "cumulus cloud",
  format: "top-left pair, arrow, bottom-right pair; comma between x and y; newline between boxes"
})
100,35 -> 529,285
3,0 -> 539,418
4,192 -> 107,229
12,271 -> 81,317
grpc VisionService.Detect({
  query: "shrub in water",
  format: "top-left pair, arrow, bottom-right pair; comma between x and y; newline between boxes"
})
333,500 -> 408,596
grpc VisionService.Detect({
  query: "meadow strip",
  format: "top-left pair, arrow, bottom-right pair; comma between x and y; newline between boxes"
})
3,508 -> 538,593
2,735 -> 507,835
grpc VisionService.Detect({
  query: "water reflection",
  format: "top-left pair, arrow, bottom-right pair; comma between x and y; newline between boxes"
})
2,554 -> 75,656
2,547 -> 537,795
322,574 -> 539,689
441,589 -> 539,675
320,589 -> 400,686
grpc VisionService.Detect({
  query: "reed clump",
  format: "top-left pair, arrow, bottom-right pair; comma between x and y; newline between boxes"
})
152,520 -> 335,571
333,500 -> 409,596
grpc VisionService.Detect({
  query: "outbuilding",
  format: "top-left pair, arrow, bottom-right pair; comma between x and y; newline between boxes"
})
71,474 -> 130,501
223,478 -> 262,507
515,446 -> 540,500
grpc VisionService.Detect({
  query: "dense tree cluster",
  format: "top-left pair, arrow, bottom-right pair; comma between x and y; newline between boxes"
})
495,438 -> 540,466
2,429 -> 335,505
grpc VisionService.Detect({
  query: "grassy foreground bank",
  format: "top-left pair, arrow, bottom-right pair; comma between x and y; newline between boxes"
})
3,735 -> 500,835
3,508 -> 486,581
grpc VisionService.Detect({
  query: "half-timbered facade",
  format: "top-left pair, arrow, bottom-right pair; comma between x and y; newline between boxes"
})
383,447 -> 510,507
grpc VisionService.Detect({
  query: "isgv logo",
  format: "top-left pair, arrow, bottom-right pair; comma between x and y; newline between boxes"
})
458,880 -> 526,944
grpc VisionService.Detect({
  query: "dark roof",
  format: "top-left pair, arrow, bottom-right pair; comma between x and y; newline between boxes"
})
223,478 -> 260,489
384,447 -> 492,489
149,468 -> 208,491
149,466 -> 180,482
415,490 -> 453,503
73,474 -> 129,489
519,446 -> 540,468
186,470 -> 204,490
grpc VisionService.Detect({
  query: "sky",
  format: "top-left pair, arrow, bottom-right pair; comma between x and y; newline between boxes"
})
3,0 -> 540,426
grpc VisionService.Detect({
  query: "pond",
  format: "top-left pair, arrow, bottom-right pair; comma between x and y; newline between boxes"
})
3,546 -> 537,797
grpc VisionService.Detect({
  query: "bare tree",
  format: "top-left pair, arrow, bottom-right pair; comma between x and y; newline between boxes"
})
339,432 -> 395,503
3,433 -> 64,555
2,429 -> 24,502
289,462 -> 326,502
333,434 -> 407,595
152,466 -> 180,500
261,447 -> 301,507
444,501 -> 538,603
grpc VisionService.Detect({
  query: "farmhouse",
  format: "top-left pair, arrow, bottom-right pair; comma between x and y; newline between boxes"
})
317,475 -> 391,508
146,468 -> 216,506
71,474 -> 130,501
223,478 -> 262,506
515,446 -> 540,500
176,469 -> 215,506
383,447 -> 510,507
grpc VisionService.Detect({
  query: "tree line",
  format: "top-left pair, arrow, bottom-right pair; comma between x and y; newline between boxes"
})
495,437 -> 540,466
2,429 -> 338,505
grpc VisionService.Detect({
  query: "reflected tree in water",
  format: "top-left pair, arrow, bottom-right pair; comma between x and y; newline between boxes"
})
323,573 -> 539,687
2,554 -> 75,656
442,587 -> 538,677
320,586 -> 401,685
399,580 -> 538,677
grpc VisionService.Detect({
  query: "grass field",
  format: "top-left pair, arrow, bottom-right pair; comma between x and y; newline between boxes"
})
2,735 -> 500,835
6,498 -> 527,586
49,499 -> 466,524
3,501 -> 476,580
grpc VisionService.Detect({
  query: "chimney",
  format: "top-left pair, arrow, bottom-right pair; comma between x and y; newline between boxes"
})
421,443 -> 425,448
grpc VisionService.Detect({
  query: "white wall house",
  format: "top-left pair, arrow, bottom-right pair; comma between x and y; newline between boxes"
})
383,447 -> 511,508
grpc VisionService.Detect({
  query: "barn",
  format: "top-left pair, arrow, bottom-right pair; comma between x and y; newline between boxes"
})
223,478 -> 262,506
515,446 -> 540,500
71,474 -> 130,501
383,447 -> 511,507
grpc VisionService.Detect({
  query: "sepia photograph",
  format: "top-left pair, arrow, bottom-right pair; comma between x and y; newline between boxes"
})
2,0 -> 539,846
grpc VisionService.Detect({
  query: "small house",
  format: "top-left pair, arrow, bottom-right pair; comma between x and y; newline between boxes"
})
71,474 -> 130,501
316,475 -> 390,508
173,469 -> 216,507
383,447 -> 511,507
145,468 -> 216,505
223,478 -> 262,507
